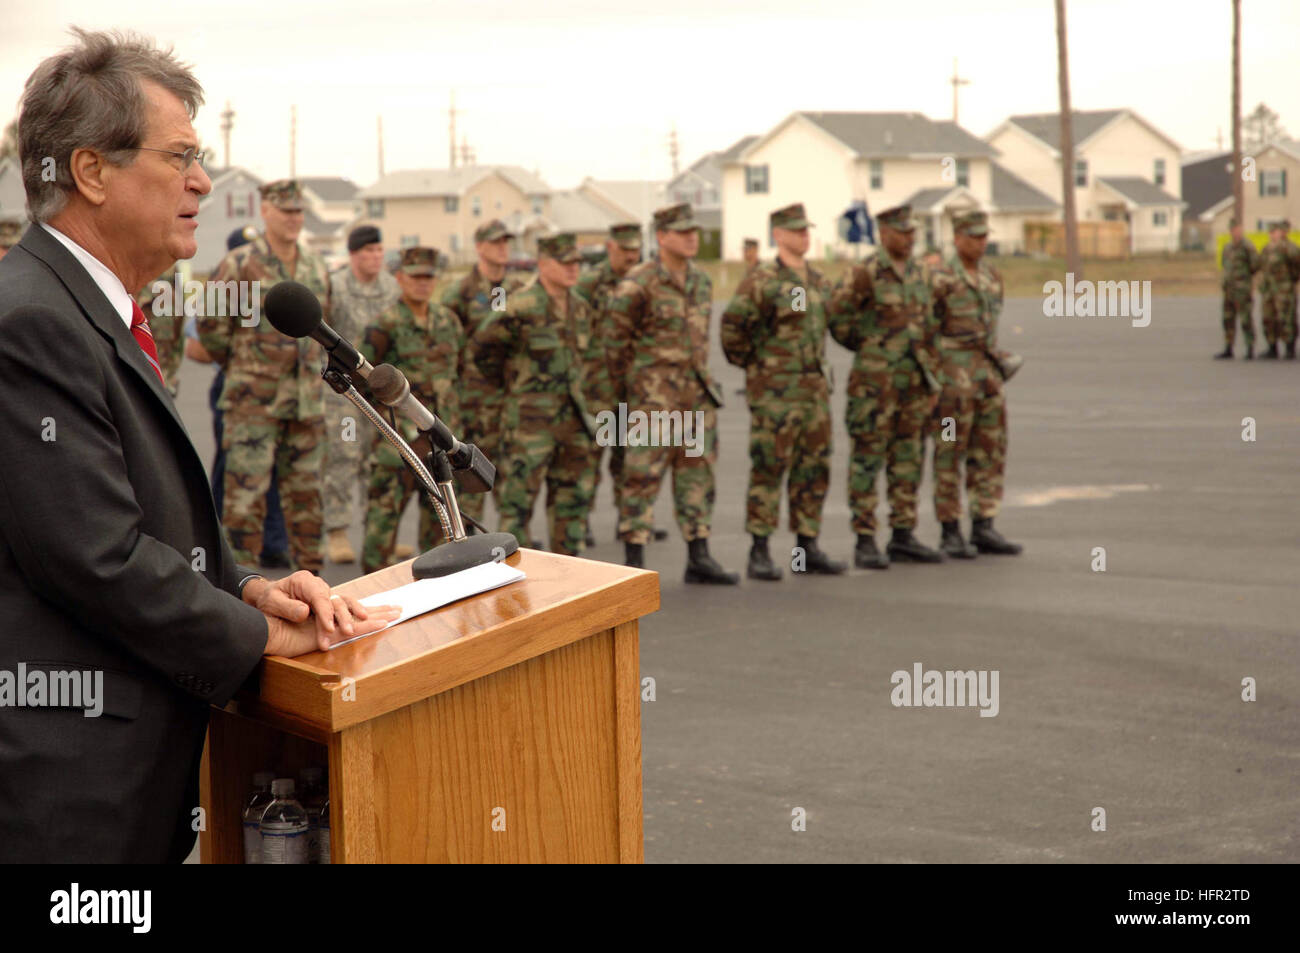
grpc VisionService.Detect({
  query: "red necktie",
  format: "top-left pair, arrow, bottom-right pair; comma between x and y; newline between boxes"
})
130,300 -> 166,387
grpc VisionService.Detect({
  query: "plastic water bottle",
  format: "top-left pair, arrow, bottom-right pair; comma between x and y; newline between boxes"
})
318,795 -> 331,865
242,772 -> 275,864
299,766 -> 327,864
259,779 -> 308,864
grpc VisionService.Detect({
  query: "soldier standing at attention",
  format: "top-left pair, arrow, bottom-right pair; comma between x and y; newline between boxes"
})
440,219 -> 526,523
828,204 -> 944,569
741,238 -> 760,273
323,225 -> 400,563
358,247 -> 463,574
197,179 -> 329,572
929,211 -> 1022,558
1217,218 -> 1259,360
1257,220 -> 1296,359
575,222 -> 647,545
721,202 -> 846,581
472,233 -> 610,555
606,203 -> 739,583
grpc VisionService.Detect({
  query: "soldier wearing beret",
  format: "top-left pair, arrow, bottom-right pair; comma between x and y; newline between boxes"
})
722,202 -> 846,580
928,210 -> 1021,557
1216,217 -> 1259,360
323,224 -> 400,563
440,219 -> 529,524
1257,219 -> 1300,359
358,246 -> 464,572
471,232 -> 611,555
606,202 -> 739,583
197,178 -> 330,571
828,204 -> 944,568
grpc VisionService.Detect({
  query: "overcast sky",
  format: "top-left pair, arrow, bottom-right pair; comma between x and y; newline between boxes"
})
2,0 -> 1296,189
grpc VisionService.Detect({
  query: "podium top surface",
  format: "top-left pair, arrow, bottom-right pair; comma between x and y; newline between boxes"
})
233,549 -> 659,736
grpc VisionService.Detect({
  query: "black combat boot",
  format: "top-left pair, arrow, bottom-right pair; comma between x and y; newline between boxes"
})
653,528 -> 670,541
1246,342 -> 1254,359
624,542 -> 645,568
1213,347 -> 1233,359
939,521 -> 977,559
685,538 -> 740,585
887,527 -> 944,563
796,534 -> 847,575
1287,343 -> 1296,359
971,518 -> 1023,555
854,534 -> 889,570
746,535 -> 782,581
1261,343 -> 1278,358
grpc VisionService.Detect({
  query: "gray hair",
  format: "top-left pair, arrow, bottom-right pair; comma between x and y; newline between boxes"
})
17,28 -> 204,222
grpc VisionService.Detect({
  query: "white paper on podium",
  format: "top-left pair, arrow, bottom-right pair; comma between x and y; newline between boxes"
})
326,560 -> 527,650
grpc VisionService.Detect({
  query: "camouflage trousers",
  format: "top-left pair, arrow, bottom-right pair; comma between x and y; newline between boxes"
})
361,460 -> 447,575
322,392 -> 371,531
745,375 -> 831,538
618,379 -> 718,546
846,356 -> 937,535
221,412 -> 325,570
593,444 -> 625,517
457,384 -> 502,524
497,406 -> 597,556
931,351 -> 1007,523
1260,292 -> 1297,347
1221,289 -> 1255,348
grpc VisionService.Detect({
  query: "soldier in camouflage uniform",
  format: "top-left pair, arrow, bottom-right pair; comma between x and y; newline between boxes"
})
472,233 -> 610,555
197,179 -> 329,571
827,204 -> 944,569
1215,217 -> 1259,360
721,202 -> 846,581
0,220 -> 25,261
741,238 -> 760,274
136,264 -> 185,396
323,225 -> 400,563
357,247 -> 463,573
1257,220 -> 1300,359
440,220 -> 528,525
606,203 -> 739,583
928,211 -> 1022,558
574,222 -> 644,544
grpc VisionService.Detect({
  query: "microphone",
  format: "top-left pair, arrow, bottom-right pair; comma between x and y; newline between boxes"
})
368,364 -> 495,493
264,281 -> 374,379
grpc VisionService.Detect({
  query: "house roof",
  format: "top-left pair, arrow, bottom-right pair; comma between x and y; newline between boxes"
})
1097,176 -> 1184,207
579,178 -> 666,222
792,111 -> 996,158
359,165 -> 551,200
671,135 -> 758,192
902,186 -> 971,212
548,189 -> 621,233
1180,152 -> 1233,220
997,109 -> 1181,155
991,161 -> 1058,210
298,176 -> 360,202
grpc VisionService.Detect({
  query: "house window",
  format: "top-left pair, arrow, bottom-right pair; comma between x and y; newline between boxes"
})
366,199 -> 384,217
1154,158 -> 1166,187
400,234 -> 418,248
471,196 -> 481,216
444,196 -> 459,213
870,160 -> 883,190
450,234 -> 460,253
1074,160 -> 1088,187
745,165 -> 769,194
1152,210 -> 1168,227
532,197 -> 543,214
1260,170 -> 1287,197
956,159 -> 969,188
227,191 -> 254,218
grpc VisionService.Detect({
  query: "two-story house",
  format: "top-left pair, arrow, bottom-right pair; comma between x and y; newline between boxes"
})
1185,140 -> 1300,244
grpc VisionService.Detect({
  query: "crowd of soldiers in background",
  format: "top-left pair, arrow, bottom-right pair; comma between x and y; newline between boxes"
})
99,176 -> 1026,587
1218,216 -> 1300,360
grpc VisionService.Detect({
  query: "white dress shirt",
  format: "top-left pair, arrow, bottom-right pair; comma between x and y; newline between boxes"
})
40,222 -> 134,330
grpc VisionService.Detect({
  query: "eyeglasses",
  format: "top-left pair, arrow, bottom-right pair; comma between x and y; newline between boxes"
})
133,146 -> 206,171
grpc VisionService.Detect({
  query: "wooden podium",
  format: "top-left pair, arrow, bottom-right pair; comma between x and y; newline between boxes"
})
199,549 -> 658,864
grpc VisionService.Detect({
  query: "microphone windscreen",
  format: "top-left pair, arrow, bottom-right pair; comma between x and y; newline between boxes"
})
265,281 -> 323,338
369,363 -> 409,406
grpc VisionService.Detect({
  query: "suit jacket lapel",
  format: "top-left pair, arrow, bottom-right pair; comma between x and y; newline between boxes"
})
20,226 -> 187,432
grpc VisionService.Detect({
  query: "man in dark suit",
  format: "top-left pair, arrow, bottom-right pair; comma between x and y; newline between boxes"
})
0,29 -> 396,863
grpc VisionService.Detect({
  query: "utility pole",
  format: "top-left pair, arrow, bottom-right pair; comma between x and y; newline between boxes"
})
448,90 -> 459,170
1231,0 -> 1243,229
289,104 -> 297,178
219,101 -> 234,169
459,136 -> 475,167
377,115 -> 384,178
1055,0 -> 1081,278
950,58 -> 970,124
667,124 -> 679,177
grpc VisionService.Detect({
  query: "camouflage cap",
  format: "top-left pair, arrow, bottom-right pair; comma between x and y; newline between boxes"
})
474,219 -> 514,243
398,246 -> 439,276
537,232 -> 581,263
610,222 -> 643,250
876,204 -> 915,232
953,210 -> 989,236
0,219 -> 22,248
743,238 -> 760,249
770,203 -> 812,230
259,179 -> 304,210
652,203 -> 700,232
